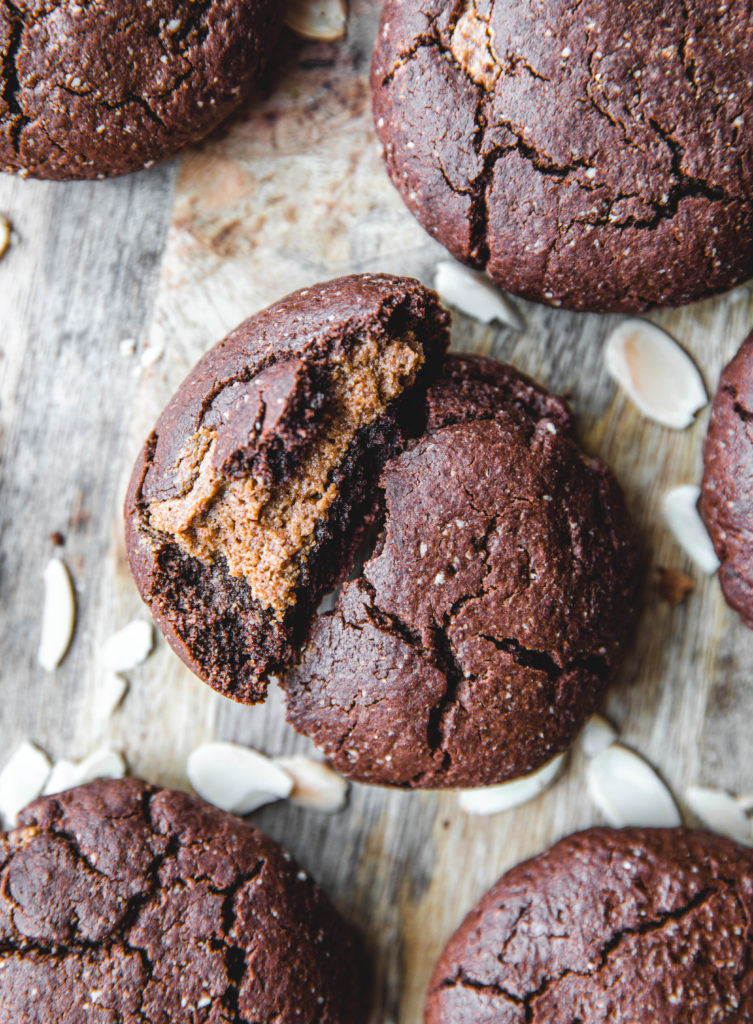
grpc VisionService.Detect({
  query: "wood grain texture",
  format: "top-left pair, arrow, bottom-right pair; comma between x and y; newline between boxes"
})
1,3 -> 753,1022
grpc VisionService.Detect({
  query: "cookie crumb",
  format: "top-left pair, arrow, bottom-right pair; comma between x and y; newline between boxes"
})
657,566 -> 694,606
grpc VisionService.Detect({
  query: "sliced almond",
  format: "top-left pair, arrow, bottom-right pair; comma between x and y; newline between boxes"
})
187,742 -> 293,815
42,759 -> 80,796
586,743 -> 682,828
0,215 -> 10,260
579,713 -> 618,758
274,755 -> 348,812
96,672 -> 129,721
38,558 -> 76,672
604,319 -> 707,429
685,786 -> 752,845
662,485 -> 720,575
284,0 -> 347,41
140,341 -> 164,368
458,753 -> 566,816
0,742 -> 52,827
434,261 -> 524,331
102,619 -> 154,672
43,748 -> 126,797
726,283 -> 752,306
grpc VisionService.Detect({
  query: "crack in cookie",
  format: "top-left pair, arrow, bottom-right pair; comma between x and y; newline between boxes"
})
427,828 -> 753,1023
0,779 -> 362,1023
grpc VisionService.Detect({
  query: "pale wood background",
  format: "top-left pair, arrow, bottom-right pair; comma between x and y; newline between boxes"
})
1,3 -> 752,1021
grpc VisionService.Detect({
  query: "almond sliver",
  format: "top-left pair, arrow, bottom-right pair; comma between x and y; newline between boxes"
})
458,752 -> 566,816
685,785 -> 752,845
274,755 -> 348,812
605,318 -> 706,429
38,558 -> 76,672
284,0 -> 347,41
43,748 -> 126,796
187,742 -> 293,815
434,260 -> 524,330
662,485 -> 720,575
587,743 -> 682,828
0,742 -> 52,827
579,713 -> 618,758
102,620 -> 154,672
0,215 -> 10,260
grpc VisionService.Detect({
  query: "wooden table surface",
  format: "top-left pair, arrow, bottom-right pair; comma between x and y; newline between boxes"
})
1,3 -> 752,1021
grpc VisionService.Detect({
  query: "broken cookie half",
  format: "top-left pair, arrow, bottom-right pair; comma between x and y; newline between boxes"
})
125,274 -> 449,703
283,356 -> 641,788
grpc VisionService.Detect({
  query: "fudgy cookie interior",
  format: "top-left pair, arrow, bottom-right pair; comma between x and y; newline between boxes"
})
147,332 -> 423,618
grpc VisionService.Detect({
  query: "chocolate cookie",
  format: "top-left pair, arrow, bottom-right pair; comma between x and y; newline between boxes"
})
371,0 -> 753,312
0,777 -> 362,1023
1,0 -> 282,180
701,331 -> 753,627
125,275 -> 449,704
283,355 -> 640,788
426,827 -> 753,1023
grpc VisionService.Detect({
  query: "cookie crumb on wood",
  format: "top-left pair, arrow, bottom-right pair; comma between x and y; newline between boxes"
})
657,566 -> 695,606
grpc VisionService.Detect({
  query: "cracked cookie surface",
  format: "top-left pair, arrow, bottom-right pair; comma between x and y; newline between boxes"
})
371,0 -> 753,312
125,274 -> 449,704
283,356 -> 640,788
701,331 -> 753,628
0,0 -> 282,180
426,827 -> 753,1023
0,777 -> 362,1023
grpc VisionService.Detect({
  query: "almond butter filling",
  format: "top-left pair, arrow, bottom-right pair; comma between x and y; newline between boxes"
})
450,6 -> 500,92
148,334 -> 424,615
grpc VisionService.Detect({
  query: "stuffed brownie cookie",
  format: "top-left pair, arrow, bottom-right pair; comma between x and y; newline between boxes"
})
0,778 -> 362,1023
426,827 -> 753,1023
283,354 -> 640,787
0,0 -> 283,180
126,277 -> 639,788
125,274 -> 449,704
701,331 -> 753,627
371,0 -> 753,312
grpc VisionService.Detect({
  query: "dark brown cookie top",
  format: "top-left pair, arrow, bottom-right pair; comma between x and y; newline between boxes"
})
701,331 -> 753,627
426,827 -> 753,1023
283,356 -> 640,788
125,274 -> 449,704
423,352 -> 574,434
0,0 -> 282,180
372,0 -> 753,312
0,778 -> 362,1023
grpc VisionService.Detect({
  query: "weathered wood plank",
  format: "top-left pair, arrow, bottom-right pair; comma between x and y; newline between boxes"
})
0,2 -> 752,1022
0,167 -> 177,748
